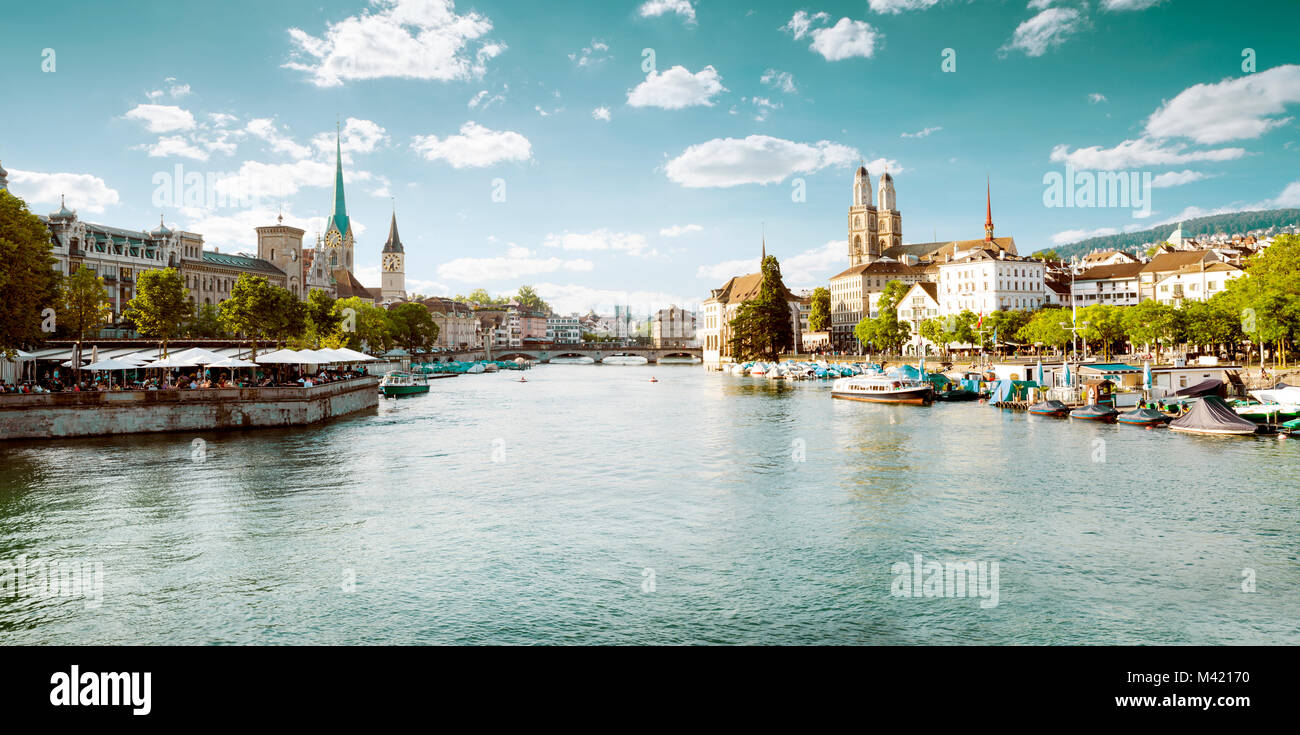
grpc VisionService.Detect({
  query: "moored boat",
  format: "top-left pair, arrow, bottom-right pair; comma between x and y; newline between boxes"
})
1169,396 -> 1260,436
1117,406 -> 1170,426
831,374 -> 933,405
934,387 -> 980,402
1070,404 -> 1118,422
1027,400 -> 1069,416
379,371 -> 430,397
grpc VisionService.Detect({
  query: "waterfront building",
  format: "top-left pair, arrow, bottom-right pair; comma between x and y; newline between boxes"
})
700,242 -> 803,365
186,249 -> 288,308
1138,250 -> 1225,302
935,247 -> 1047,315
547,315 -> 582,344
898,282 -> 941,354
1070,262 -> 1143,307
420,297 -> 478,350
1152,261 -> 1245,306
650,306 -> 696,347
828,259 -> 924,350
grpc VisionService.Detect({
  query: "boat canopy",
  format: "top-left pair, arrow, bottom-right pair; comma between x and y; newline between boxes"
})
1171,378 -> 1223,398
1169,396 -> 1258,433
988,379 -> 1039,405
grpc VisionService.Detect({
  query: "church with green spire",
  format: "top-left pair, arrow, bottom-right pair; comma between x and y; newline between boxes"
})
322,128 -> 355,272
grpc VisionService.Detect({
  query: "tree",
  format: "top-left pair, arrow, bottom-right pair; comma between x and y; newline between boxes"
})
456,289 -> 506,306
726,255 -> 794,361
335,296 -> 394,354
918,317 -> 946,355
1122,300 -> 1181,359
853,280 -> 911,354
124,268 -> 191,353
1017,307 -> 1071,353
1079,304 -> 1126,359
514,285 -> 551,314
305,288 -> 342,347
389,302 -> 440,357
59,266 -> 113,369
809,287 -> 831,332
265,286 -> 307,348
185,303 -> 228,338
0,191 -> 61,358
219,275 -> 278,360
1216,234 -> 1300,365
1031,249 -> 1059,261
986,310 -> 1032,354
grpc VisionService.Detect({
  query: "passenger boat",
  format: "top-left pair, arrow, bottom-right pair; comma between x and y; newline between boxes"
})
1070,404 -> 1119,422
379,371 -> 430,397
1027,400 -> 1070,416
1117,406 -> 1170,426
831,374 -> 933,405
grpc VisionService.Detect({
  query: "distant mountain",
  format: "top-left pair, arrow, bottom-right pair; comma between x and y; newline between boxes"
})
1035,209 -> 1300,260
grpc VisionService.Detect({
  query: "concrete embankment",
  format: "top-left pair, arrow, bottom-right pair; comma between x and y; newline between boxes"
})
0,378 -> 379,440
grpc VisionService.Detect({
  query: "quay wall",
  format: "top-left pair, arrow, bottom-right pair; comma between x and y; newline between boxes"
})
0,378 -> 379,440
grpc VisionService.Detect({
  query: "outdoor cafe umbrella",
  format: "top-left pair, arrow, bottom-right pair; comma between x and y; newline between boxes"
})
331,347 -> 375,362
80,357 -> 141,388
253,349 -> 303,364
206,356 -> 259,385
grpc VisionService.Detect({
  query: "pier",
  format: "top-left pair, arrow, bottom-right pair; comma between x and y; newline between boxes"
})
0,377 -> 379,441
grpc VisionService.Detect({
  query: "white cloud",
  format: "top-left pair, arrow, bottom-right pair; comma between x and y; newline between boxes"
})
544,230 -> 655,258
438,247 -> 594,282
1151,170 -> 1215,187
310,117 -> 390,157
1050,227 -> 1120,246
569,39 -> 610,67
901,126 -> 942,138
1272,180 -> 1300,208
1101,0 -> 1165,10
664,135 -> 861,188
760,69 -> 797,94
124,104 -> 196,133
696,240 -> 846,285
592,106 -> 612,122
867,0 -> 942,13
1001,8 -> 1084,57
8,169 -> 121,214
749,96 -> 781,122
659,224 -> 703,237
284,0 -> 502,87
139,135 -> 210,161
1027,0 -> 1056,8
468,86 -> 506,109
180,205 -> 328,250
808,18 -> 881,61
1144,64 -> 1300,144
245,118 -> 313,159
1049,138 -> 1246,169
1088,92 -> 1107,104
532,282 -> 694,315
626,65 -> 725,109
782,10 -> 829,40
209,158 -> 355,203
209,112 -> 238,127
637,0 -> 696,25
411,122 -> 533,168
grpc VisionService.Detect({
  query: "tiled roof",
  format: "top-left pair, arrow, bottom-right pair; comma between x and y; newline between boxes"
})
1141,250 -> 1219,274
202,251 -> 284,275
882,236 -> 1017,262
332,269 -> 376,300
707,272 -> 796,305
1076,262 -> 1145,281
830,259 -> 920,280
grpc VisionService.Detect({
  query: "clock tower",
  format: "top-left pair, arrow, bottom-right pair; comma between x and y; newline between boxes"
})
256,215 -> 306,297
323,127 -> 355,272
380,210 -> 405,302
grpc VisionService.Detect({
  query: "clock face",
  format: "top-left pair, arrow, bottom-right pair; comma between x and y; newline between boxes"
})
289,249 -> 298,262
383,254 -> 401,272
325,230 -> 341,249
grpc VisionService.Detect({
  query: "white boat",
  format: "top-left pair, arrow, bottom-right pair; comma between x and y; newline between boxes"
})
831,374 -> 934,405
750,362 -> 768,376
730,364 -> 748,376
601,355 -> 649,366
658,356 -> 701,365
550,356 -> 596,365
466,362 -> 486,374
1249,386 -> 1300,409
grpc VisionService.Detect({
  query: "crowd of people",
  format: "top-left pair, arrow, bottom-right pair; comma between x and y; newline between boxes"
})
0,368 -> 369,394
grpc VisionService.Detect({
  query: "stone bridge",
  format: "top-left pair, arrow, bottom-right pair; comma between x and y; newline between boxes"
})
441,346 -> 702,364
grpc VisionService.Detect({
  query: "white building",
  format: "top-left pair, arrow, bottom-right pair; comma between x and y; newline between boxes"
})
936,247 -> 1047,316
547,315 -> 581,344
1070,262 -> 1143,307
1153,262 -> 1245,306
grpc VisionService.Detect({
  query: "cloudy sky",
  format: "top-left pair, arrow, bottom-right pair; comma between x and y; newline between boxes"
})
3,0 -> 1297,313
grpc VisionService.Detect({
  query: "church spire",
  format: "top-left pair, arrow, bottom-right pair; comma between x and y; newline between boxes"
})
984,177 -> 994,242
382,209 -> 403,253
330,124 -> 349,237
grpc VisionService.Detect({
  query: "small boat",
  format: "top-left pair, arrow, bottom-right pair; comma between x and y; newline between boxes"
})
831,374 -> 933,405
1027,400 -> 1070,416
601,355 -> 649,366
517,377 -> 527,383
1117,406 -> 1170,426
379,371 -> 429,397
465,362 -> 486,374
1169,396 -> 1260,436
484,362 -> 499,373
749,362 -> 768,376
649,377 -> 658,383
1070,404 -> 1118,422
934,387 -> 980,402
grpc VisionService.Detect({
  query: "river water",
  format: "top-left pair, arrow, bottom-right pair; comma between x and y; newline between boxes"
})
1,366 -> 1296,645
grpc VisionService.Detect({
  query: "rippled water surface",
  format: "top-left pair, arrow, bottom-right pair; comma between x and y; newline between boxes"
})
1,366 -> 1296,644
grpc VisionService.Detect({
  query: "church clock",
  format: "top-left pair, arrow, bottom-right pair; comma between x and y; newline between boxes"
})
383,253 -> 402,272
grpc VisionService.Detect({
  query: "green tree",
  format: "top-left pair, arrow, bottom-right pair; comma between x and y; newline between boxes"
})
514,285 -> 551,314
1079,304 -> 1126,359
918,317 -> 945,355
808,286 -> 831,332
726,255 -> 795,361
456,289 -> 506,306
185,303 -> 228,339
219,275 -> 278,360
1031,249 -> 1060,261
305,288 -> 342,347
853,280 -> 911,354
0,191 -> 61,358
60,266 -> 113,365
389,302 -> 440,356
1017,307 -> 1071,353
124,267 -> 191,353
1122,300 -> 1181,359
266,286 -> 307,348
336,296 -> 395,354
1217,234 -> 1300,365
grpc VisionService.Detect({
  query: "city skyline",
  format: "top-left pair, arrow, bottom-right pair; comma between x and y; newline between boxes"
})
3,0 -> 1298,314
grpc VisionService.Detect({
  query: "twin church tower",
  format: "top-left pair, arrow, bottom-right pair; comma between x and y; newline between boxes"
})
846,165 -> 902,267
255,128 -> 406,303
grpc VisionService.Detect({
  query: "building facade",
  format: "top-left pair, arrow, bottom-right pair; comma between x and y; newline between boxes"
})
547,315 -> 581,344
650,306 -> 696,347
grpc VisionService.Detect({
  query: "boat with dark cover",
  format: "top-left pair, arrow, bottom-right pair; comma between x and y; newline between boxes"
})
1117,407 -> 1170,426
1070,404 -> 1119,422
1169,396 -> 1259,436
1028,400 -> 1069,416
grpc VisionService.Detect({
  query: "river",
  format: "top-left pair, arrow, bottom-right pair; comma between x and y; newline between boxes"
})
1,365 -> 1296,644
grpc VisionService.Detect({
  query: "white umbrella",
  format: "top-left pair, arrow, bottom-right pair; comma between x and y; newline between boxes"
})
292,349 -> 335,364
147,354 -> 201,368
206,357 -> 258,368
82,358 -> 141,371
168,347 -> 225,364
254,348 -> 303,364
331,347 -> 375,361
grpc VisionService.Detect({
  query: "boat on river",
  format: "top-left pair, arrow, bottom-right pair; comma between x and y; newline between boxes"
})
1070,404 -> 1118,422
1169,396 -> 1260,436
1028,400 -> 1070,417
380,371 -> 429,397
831,374 -> 933,405
1117,406 -> 1171,426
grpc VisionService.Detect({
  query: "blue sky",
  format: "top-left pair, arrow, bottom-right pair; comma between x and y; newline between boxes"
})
3,0 -> 1298,314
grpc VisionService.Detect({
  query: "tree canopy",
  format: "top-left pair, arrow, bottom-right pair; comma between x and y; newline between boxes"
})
0,191 -> 61,358
124,268 -> 191,352
726,255 -> 794,361
808,287 -> 831,332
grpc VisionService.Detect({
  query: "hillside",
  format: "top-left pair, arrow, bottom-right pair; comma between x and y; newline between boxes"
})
1035,209 -> 1300,259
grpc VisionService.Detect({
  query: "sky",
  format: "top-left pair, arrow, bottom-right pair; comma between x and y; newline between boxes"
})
3,0 -> 1298,315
